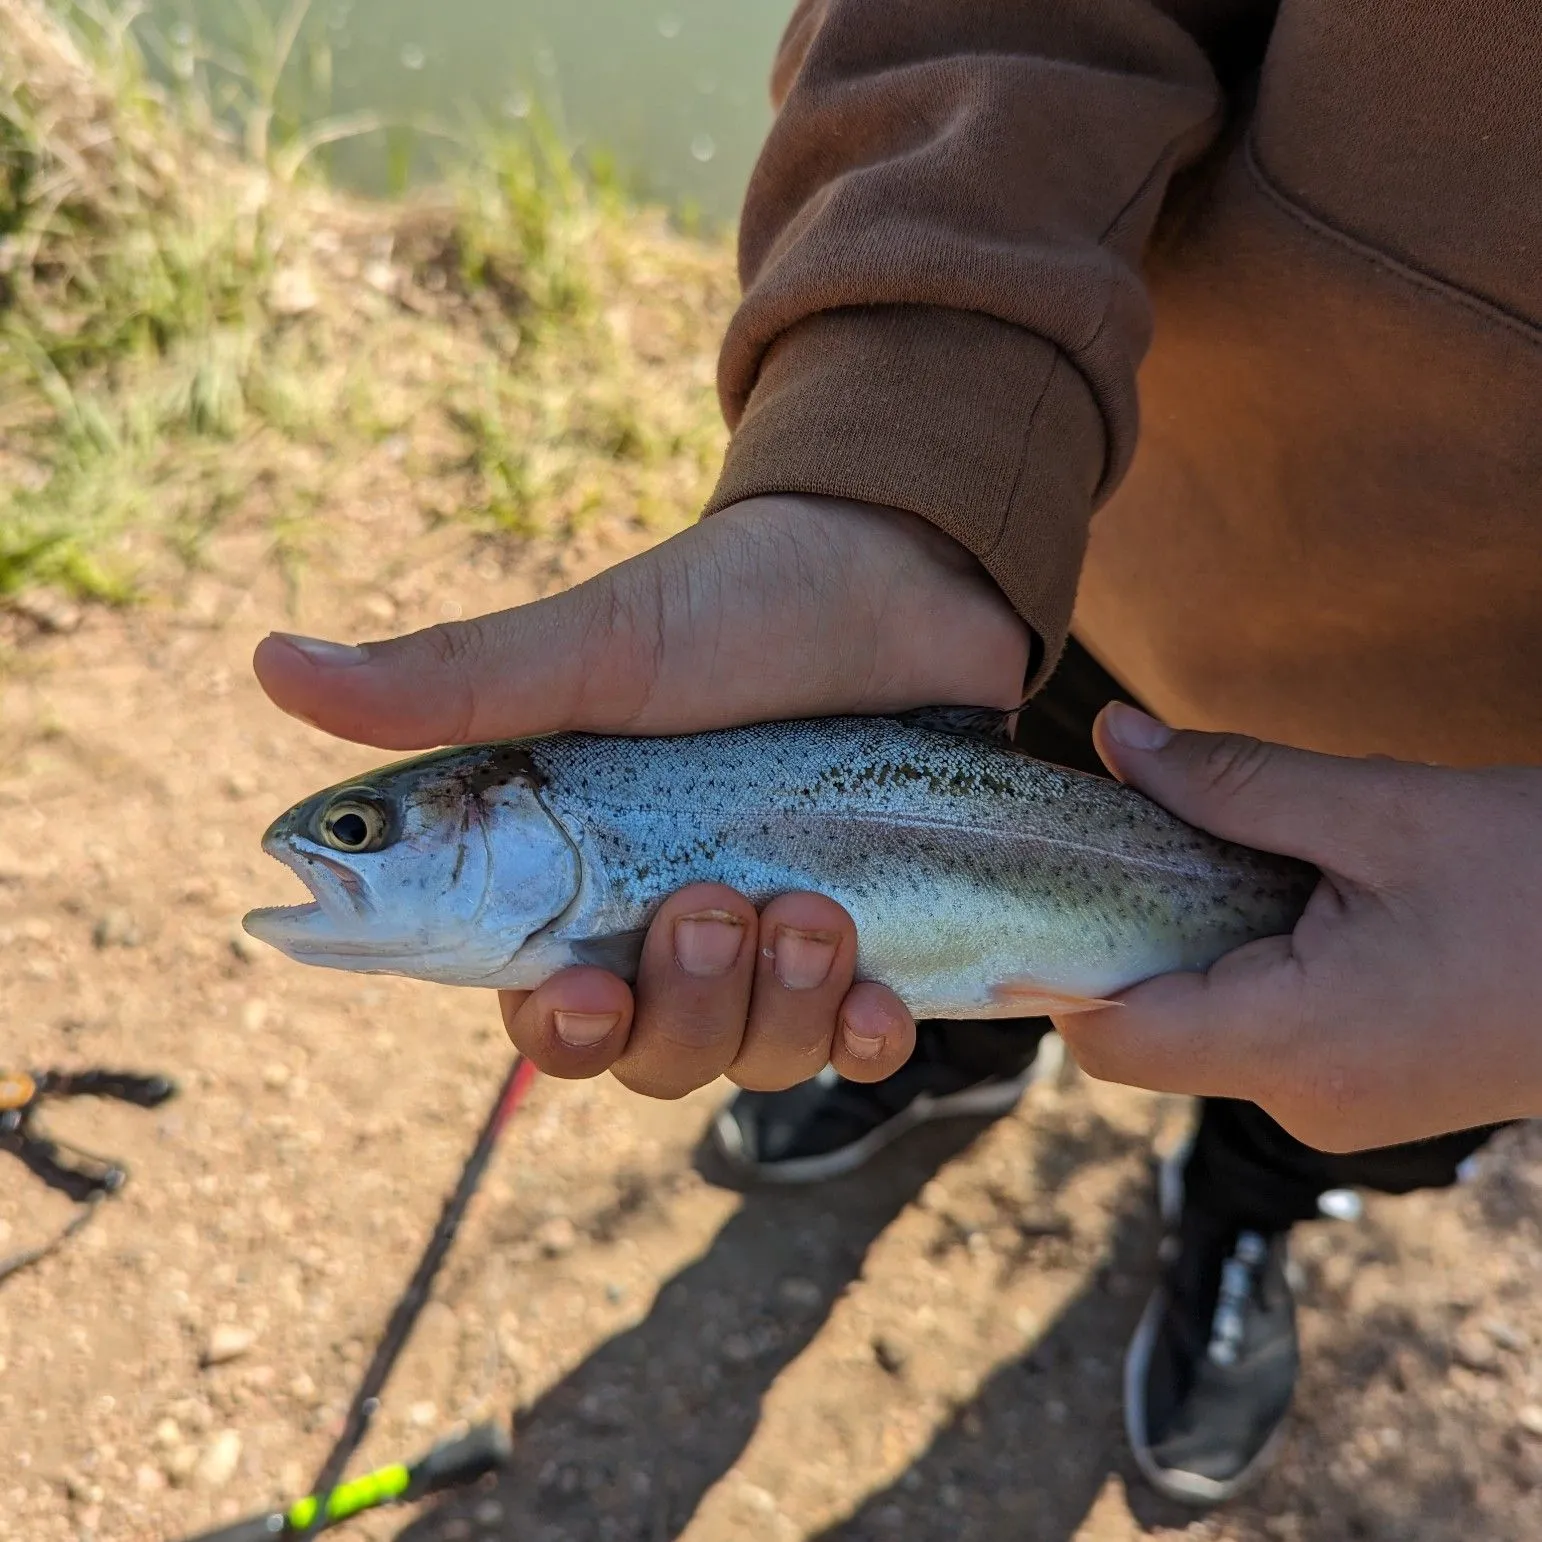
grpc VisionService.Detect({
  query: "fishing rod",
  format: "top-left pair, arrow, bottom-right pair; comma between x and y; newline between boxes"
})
179,1423 -> 513,1542
173,1054 -> 537,1542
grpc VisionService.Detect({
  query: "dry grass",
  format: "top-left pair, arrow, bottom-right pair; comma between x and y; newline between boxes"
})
0,0 -> 735,615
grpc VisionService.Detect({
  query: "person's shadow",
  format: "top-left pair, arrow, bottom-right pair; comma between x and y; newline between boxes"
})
393,1098 -> 1184,1542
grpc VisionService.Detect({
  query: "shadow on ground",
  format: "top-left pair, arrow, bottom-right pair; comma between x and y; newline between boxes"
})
391,1109 -> 1542,1542
393,1109 -> 1170,1542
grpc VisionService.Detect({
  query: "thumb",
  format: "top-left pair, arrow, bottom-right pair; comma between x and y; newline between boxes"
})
1092,702 -> 1390,870
252,575 -> 642,750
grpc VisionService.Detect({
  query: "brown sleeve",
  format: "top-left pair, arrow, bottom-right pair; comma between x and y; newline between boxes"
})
708,0 -> 1272,685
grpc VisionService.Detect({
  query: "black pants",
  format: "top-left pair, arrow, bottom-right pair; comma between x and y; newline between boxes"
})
929,639 -> 1508,1232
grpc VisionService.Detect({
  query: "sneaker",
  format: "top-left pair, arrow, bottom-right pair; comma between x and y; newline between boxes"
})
1124,1152 -> 1299,1505
708,1024 -> 1053,1185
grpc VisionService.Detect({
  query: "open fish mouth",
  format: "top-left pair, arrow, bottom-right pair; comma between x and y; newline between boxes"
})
243,840 -> 374,953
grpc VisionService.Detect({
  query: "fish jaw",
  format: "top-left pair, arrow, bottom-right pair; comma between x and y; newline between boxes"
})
242,830 -> 471,976
243,834 -> 370,953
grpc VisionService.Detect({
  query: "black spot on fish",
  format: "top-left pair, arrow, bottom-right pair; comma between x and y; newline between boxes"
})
459,744 -> 544,797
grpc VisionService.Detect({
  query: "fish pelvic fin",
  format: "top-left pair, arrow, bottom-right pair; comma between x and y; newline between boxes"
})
988,980 -> 1119,1016
569,928 -> 648,979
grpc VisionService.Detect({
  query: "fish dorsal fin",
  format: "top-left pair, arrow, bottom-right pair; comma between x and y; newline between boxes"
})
893,705 -> 1017,744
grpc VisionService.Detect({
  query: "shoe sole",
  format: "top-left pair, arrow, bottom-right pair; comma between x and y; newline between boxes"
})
709,1073 -> 1033,1186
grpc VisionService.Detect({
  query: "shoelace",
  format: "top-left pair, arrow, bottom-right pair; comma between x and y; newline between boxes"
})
1206,1229 -> 1267,1368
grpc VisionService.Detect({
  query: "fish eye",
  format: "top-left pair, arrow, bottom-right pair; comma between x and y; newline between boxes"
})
317,797 -> 390,853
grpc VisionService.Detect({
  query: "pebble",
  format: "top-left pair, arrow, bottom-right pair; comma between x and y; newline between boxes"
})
262,1063 -> 291,1090
169,1397 -> 215,1433
916,1180 -> 949,1213
1452,1327 -> 1500,1374
408,1401 -> 438,1429
872,1336 -> 908,1376
268,265 -> 319,317
92,909 -> 141,948
536,1217 -> 578,1257
195,1431 -> 242,1489
721,1334 -> 755,1365
1487,1319 -> 1526,1353
1518,1405 -> 1542,1438
153,1418 -> 181,1450
163,1443 -> 200,1492
739,1482 -> 778,1514
7,589 -> 82,634
202,1326 -> 256,1367
62,1469 -> 104,1504
241,999 -> 270,1033
289,1372 -> 318,1405
775,1276 -> 821,1311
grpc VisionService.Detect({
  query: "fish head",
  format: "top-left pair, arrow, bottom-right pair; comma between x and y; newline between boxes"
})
242,742 -> 580,984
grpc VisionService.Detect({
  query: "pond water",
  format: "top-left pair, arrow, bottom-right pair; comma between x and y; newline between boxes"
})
140,0 -> 790,222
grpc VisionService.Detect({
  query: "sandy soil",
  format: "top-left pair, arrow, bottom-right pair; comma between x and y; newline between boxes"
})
5,521 -> 1542,1542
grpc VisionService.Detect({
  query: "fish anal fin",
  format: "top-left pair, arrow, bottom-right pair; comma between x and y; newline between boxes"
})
989,979 -> 1118,1016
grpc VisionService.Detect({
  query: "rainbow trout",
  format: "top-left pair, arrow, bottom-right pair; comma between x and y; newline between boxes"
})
242,710 -> 1316,1019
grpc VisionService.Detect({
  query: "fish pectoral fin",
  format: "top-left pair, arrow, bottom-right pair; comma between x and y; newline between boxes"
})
989,980 -> 1119,1016
570,929 -> 648,979
893,704 -> 1016,744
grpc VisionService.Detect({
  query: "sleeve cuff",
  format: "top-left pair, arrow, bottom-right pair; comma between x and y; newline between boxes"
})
704,305 -> 1108,689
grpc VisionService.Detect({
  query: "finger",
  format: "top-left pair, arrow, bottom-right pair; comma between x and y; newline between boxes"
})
251,569 -> 644,750
499,970 -> 634,1079
253,496 -> 1035,754
727,893 -> 857,1091
612,884 -> 758,1100
1092,703 -> 1421,873
1052,933 -> 1301,1098
829,981 -> 917,1084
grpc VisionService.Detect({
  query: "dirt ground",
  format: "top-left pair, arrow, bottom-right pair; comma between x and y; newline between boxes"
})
6,515 -> 1542,1542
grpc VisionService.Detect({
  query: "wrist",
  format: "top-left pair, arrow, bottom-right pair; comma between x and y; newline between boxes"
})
710,493 -> 1032,712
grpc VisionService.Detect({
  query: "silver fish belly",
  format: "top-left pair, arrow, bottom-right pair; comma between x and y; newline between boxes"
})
245,713 -> 1318,1018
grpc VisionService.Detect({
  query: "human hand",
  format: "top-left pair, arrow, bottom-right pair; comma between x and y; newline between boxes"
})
1055,704 -> 1542,1152
253,494 -> 1030,1098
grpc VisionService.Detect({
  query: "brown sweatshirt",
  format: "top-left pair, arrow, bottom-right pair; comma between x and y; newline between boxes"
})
706,1 -> 1542,767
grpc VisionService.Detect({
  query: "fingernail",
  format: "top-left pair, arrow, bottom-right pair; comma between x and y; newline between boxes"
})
841,1023 -> 886,1060
554,1011 -> 619,1047
1103,702 -> 1173,752
673,912 -> 745,977
272,632 -> 370,667
773,928 -> 838,991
